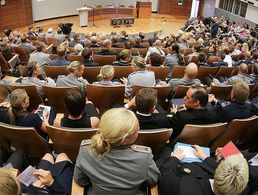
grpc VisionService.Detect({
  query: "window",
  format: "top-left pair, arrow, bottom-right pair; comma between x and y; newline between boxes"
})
218,0 -> 247,18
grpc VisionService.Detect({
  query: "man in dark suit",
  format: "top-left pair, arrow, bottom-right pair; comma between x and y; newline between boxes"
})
209,80 -> 258,122
128,86 -> 220,141
158,145 -> 256,195
132,36 -> 145,48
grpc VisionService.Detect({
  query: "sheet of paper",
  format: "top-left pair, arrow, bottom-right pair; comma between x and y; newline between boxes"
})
3,163 -> 13,169
209,179 -> 214,192
17,166 -> 38,187
248,154 -> 258,166
177,145 -> 196,159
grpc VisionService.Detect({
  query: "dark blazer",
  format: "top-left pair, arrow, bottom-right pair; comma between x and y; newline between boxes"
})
212,60 -> 228,67
168,108 -> 220,140
83,59 -> 99,66
132,44 -> 145,48
136,113 -> 172,130
97,49 -> 118,56
213,101 -> 258,122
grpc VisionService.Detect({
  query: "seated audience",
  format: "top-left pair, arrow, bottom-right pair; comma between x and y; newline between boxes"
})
121,56 -> 156,98
89,36 -> 100,48
168,62 -> 201,91
251,63 -> 258,83
74,108 -> 160,194
0,89 -> 49,139
212,52 -> 228,67
28,43 -> 51,75
210,80 -> 258,122
132,36 -> 145,48
196,52 -> 208,67
17,36 -> 36,54
56,61 -> 89,93
54,89 -> 99,128
73,43 -> 83,55
97,39 -> 117,56
158,146 -> 253,195
164,44 -> 181,77
213,63 -> 253,86
112,49 -> 132,66
93,65 -> 121,86
145,40 -> 165,61
53,28 -> 66,45
149,52 -> 164,67
81,48 -> 99,66
117,30 -> 129,42
21,61 -> 55,98
45,28 -> 54,38
48,45 -> 70,66
27,26 -> 37,37
0,153 -> 73,194
223,47 -> 233,67
69,33 -> 83,47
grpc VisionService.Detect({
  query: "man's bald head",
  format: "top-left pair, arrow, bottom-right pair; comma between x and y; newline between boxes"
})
185,63 -> 198,79
239,63 -> 248,74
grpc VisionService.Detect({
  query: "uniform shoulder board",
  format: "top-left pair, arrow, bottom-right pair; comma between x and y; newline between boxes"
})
131,144 -> 151,154
80,139 -> 91,147
57,75 -> 66,78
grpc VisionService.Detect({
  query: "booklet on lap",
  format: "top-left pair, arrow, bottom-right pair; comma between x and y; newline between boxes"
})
174,142 -> 210,163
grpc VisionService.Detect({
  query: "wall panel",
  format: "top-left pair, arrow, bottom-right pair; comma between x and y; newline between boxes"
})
159,0 -> 192,18
0,0 -> 33,32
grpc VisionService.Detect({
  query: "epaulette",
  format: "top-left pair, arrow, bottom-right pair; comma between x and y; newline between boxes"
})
80,139 -> 91,147
131,144 -> 151,154
57,75 -> 66,78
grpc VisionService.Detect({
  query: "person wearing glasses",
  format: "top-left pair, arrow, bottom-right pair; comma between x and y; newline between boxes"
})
74,108 -> 160,194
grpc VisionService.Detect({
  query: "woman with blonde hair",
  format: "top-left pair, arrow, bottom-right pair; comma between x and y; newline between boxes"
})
93,65 -> 121,86
0,89 -> 48,139
0,169 -> 20,195
121,56 -> 156,98
56,61 -> 89,92
74,108 -> 160,194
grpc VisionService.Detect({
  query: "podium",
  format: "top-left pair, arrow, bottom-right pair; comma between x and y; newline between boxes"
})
77,7 -> 92,27
136,1 -> 152,18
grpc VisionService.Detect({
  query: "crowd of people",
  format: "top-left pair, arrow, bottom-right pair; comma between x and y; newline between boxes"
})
0,15 -> 258,194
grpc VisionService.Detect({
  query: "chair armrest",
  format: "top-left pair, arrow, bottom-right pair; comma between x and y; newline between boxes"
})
151,185 -> 159,195
8,54 -> 19,68
46,44 -> 53,54
71,179 -> 84,195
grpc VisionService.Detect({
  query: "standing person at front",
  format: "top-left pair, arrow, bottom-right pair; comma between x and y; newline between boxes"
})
74,108 -> 160,195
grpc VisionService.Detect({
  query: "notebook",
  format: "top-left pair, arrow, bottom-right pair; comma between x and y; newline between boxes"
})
174,142 -> 210,163
220,141 -> 241,158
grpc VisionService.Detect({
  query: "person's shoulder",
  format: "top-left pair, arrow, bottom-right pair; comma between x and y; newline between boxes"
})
57,75 -> 67,80
130,144 -> 152,156
80,139 -> 91,147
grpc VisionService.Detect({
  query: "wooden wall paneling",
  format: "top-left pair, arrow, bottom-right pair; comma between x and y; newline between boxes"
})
159,0 -> 192,18
0,0 -> 33,33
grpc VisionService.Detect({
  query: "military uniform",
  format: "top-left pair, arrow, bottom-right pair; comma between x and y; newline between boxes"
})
125,70 -> 156,98
56,74 -> 89,92
21,77 -> 55,98
74,140 -> 160,195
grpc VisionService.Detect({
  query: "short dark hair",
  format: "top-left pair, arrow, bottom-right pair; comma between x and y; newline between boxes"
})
191,86 -> 208,107
150,52 -> 163,66
64,89 -> 86,117
135,88 -> 157,113
82,48 -> 92,60
198,52 -> 207,63
36,43 -> 44,52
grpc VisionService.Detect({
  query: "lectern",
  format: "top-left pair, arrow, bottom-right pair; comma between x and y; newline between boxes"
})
136,1 -> 152,18
77,7 -> 92,27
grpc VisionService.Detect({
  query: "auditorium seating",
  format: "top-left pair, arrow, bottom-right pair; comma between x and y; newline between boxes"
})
93,55 -> 117,65
44,65 -> 69,78
13,47 -> 29,64
170,65 -> 186,79
0,52 -> 19,71
46,125 -> 98,162
0,122 -> 50,158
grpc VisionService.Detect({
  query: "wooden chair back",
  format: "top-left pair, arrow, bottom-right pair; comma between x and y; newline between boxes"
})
132,48 -> 148,57
176,123 -> 227,146
171,65 -> 186,79
87,84 -> 125,115
196,66 -> 218,83
0,122 -> 50,158
93,55 -> 117,65
43,86 -> 77,113
47,37 -> 58,45
111,47 -> 124,53
172,85 -> 190,98
44,65 -> 69,79
113,66 -> 133,79
249,83 -> 258,100
38,36 -> 48,45
206,56 -> 219,65
209,85 -> 232,100
135,129 -> 173,152
90,47 -> 102,54
83,66 -> 101,83
215,66 -> 235,78
132,85 -> 171,109
147,66 -> 169,80
211,116 -> 258,151
67,55 -> 84,62
0,52 -> 12,71
13,47 -> 29,64
9,84 -> 43,111
46,125 -> 97,162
